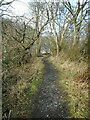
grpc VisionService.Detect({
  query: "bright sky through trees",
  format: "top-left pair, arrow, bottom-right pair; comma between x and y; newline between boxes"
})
9,0 -> 84,16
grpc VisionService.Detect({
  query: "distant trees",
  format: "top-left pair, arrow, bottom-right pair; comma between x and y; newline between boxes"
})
2,0 -> 88,60
50,2 -> 61,56
28,2 -> 52,55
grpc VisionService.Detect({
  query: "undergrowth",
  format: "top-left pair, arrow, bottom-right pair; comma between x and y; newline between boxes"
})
2,57 -> 44,118
49,51 -> 88,118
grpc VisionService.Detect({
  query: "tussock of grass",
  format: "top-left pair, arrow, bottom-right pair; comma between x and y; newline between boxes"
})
3,57 -> 44,118
49,52 -> 88,118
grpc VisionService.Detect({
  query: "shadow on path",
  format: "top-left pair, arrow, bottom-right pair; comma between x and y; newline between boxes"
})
31,58 -> 70,118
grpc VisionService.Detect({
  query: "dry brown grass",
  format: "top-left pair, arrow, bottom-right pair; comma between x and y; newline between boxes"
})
49,52 -> 88,118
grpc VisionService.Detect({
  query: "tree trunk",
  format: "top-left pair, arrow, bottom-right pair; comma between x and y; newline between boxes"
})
73,24 -> 77,45
36,38 -> 41,55
73,24 -> 80,46
55,36 -> 60,56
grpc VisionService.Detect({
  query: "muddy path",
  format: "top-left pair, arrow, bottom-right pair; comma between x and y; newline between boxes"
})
31,58 -> 69,118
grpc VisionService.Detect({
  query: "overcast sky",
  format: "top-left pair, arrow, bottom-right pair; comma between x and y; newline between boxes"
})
11,0 -> 30,16
6,0 -> 84,16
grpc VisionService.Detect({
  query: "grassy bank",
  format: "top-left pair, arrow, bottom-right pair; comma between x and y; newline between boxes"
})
49,52 -> 88,118
2,57 -> 44,118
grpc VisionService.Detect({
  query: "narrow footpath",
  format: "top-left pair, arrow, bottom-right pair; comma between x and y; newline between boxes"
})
31,58 -> 69,118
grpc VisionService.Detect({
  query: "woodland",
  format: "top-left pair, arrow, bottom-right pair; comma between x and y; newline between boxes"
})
0,0 -> 89,119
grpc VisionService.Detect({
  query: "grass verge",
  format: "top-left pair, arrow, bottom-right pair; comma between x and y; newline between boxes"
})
49,51 -> 88,118
2,57 -> 44,118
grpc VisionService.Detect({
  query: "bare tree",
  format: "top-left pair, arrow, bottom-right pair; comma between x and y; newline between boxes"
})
28,1 -> 51,55
62,0 -> 88,45
49,1 -> 61,56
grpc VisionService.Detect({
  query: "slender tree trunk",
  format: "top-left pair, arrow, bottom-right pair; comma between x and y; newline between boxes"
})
73,24 -> 77,45
73,23 -> 80,46
36,37 -> 41,55
54,36 -> 59,56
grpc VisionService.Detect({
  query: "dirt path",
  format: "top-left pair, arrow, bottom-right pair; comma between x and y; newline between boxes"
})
31,58 -> 69,118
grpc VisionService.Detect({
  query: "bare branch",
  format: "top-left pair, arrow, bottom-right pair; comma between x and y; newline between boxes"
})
0,0 -> 15,6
